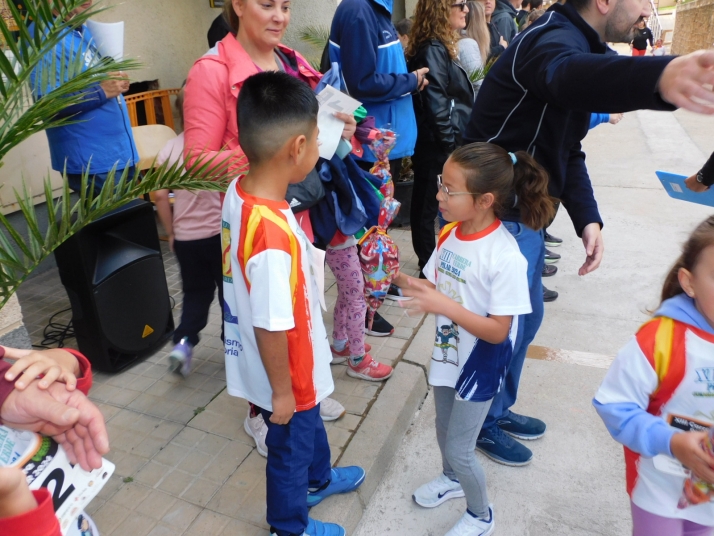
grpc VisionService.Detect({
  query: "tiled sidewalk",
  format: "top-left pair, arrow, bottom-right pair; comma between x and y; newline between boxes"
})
17,227 -> 423,535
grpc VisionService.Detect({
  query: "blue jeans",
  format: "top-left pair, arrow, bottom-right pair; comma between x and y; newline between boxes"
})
482,221 -> 544,430
66,166 -> 135,197
261,404 -> 332,536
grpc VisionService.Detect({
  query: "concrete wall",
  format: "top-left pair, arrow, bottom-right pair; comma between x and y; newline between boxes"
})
672,0 -> 714,55
0,294 -> 31,349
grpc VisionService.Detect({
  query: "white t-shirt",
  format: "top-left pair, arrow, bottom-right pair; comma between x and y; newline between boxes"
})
221,178 -> 334,411
424,220 -> 531,401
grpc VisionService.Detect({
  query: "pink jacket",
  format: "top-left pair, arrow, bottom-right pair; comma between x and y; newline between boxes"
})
183,34 -> 322,176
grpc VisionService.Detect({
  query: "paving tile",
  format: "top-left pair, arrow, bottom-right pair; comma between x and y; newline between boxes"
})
109,511 -> 157,536
160,499 -> 203,531
185,510 -> 231,534
111,481 -> 151,510
135,460 -> 172,487
221,518 -> 266,535
91,502 -> 132,534
181,478 -> 221,507
158,469 -> 195,496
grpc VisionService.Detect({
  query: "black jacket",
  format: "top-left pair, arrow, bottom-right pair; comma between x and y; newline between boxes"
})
487,22 -> 506,60
408,39 -> 475,156
491,0 -> 518,43
464,2 -> 675,235
632,27 -> 654,51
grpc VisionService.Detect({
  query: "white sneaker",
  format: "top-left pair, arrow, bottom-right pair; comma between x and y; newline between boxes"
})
445,506 -> 495,536
244,412 -> 268,457
412,473 -> 465,508
320,397 -> 346,421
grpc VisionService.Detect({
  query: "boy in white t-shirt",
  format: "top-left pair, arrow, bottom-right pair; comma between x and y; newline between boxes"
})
394,143 -> 555,536
222,72 -> 364,536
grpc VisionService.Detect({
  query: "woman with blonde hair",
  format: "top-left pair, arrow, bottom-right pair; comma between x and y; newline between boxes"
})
406,0 -> 475,276
458,1 -> 490,91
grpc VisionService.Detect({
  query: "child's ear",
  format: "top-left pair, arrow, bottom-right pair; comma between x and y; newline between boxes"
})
679,267 -> 696,299
477,192 -> 495,210
290,134 -> 308,162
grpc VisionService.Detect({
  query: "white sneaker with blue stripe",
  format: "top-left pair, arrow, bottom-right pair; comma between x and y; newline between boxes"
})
412,473 -> 464,508
445,505 -> 495,536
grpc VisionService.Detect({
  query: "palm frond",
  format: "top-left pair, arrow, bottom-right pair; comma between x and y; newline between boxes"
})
298,25 -> 330,50
468,58 -> 495,84
0,154 -> 242,310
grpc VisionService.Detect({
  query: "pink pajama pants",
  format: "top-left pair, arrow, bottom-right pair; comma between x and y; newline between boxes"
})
326,245 -> 366,357
631,501 -> 713,536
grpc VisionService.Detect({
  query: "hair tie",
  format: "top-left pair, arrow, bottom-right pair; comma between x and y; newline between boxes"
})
509,152 -> 517,165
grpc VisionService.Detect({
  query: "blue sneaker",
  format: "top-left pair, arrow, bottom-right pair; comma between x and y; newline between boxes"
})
169,337 -> 193,377
497,411 -> 546,440
270,518 -> 346,536
476,425 -> 532,467
307,466 -> 366,508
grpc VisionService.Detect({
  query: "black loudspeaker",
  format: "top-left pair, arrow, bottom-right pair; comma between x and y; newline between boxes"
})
54,200 -> 174,372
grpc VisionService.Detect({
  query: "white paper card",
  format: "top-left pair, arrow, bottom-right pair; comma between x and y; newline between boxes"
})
86,20 -> 124,61
309,243 -> 327,312
316,86 -> 361,160
0,425 -> 115,536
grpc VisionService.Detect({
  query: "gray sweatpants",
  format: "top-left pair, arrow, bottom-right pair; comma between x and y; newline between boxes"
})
433,386 -> 492,518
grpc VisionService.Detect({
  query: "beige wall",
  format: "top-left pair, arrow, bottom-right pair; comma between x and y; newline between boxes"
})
672,0 -> 714,55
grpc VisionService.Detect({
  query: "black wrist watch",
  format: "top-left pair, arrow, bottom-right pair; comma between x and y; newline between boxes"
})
696,170 -> 706,184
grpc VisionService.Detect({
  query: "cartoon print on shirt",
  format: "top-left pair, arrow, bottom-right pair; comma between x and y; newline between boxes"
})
221,220 -> 233,283
434,323 -> 459,365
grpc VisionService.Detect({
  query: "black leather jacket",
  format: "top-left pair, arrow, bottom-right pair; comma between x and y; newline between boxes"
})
408,39 -> 475,156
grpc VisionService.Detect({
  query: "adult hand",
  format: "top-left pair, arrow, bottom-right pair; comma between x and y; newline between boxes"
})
270,391 -> 295,425
671,431 -> 714,484
100,71 -> 130,99
657,50 -> 714,114
499,36 -> 508,49
0,467 -> 37,519
1,381 -> 109,471
608,113 -> 624,125
412,67 -> 430,91
335,112 -> 357,141
579,222 -> 604,276
685,174 -> 709,192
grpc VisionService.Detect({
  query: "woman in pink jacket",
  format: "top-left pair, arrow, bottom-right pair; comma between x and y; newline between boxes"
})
183,0 -> 356,456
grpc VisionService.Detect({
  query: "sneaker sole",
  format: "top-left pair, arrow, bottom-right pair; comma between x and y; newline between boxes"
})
501,429 -> 546,441
331,356 -> 348,365
346,367 -> 393,381
476,446 -> 532,467
412,488 -> 465,508
544,258 -> 559,264
544,241 -> 561,247
364,328 -> 394,337
320,409 -> 346,422
169,354 -> 190,377
243,420 -> 268,457
385,294 -> 410,301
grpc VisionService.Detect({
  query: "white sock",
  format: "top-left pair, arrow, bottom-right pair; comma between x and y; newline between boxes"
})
333,339 -> 347,352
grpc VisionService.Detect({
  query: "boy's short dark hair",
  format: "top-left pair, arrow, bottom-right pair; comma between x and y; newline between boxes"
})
237,71 -> 319,165
530,0 -> 543,8
395,18 -> 413,37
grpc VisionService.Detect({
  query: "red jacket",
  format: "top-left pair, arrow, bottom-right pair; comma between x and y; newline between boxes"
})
0,348 -> 93,536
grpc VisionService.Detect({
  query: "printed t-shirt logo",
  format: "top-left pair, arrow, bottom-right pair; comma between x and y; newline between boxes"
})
438,248 -> 472,284
695,367 -> 714,397
222,220 -> 232,283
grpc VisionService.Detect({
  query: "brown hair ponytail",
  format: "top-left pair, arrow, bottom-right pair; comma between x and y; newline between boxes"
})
660,216 -> 714,303
511,150 -> 556,230
448,143 -> 556,230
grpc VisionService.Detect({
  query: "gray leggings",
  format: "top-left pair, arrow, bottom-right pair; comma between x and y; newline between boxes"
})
434,386 -> 492,518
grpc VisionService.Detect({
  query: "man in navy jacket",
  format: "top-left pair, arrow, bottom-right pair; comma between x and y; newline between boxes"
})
464,0 -> 714,467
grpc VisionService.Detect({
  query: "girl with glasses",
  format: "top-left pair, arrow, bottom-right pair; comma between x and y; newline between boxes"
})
393,142 -> 554,535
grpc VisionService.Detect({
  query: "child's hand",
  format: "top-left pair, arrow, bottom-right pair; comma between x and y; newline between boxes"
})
671,431 -> 714,484
0,467 -> 37,519
400,276 -> 448,316
5,351 -> 77,391
270,391 -> 296,425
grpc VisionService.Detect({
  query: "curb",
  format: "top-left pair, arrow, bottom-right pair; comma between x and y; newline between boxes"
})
311,326 -> 430,533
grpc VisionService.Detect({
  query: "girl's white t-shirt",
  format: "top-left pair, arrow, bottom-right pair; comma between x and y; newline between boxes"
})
424,220 -> 532,401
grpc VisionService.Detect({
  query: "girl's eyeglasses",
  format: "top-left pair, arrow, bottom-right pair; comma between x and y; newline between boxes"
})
451,1 -> 467,10
437,175 -> 473,197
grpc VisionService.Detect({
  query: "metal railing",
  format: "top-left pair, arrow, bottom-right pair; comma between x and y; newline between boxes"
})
649,0 -> 663,41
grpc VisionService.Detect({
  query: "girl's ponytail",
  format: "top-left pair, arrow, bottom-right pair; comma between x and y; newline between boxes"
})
512,150 -> 556,231
661,255 -> 685,303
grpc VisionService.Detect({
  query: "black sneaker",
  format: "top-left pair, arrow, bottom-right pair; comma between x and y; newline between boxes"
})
544,248 -> 560,264
543,286 -> 558,302
497,411 -> 546,440
385,283 -> 409,302
365,311 -> 394,337
477,425 -> 533,466
544,231 -> 562,247
542,264 -> 557,277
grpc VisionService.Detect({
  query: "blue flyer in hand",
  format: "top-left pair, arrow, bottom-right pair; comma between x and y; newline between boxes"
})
657,171 -> 714,207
